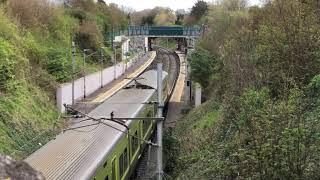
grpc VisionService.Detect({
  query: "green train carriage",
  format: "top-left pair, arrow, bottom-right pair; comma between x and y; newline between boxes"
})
26,70 -> 169,180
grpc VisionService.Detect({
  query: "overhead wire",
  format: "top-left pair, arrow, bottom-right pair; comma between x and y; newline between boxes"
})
63,106 -> 158,146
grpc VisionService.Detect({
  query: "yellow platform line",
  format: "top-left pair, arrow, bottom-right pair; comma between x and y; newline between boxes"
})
91,51 -> 157,103
165,51 -> 186,127
169,52 -> 185,103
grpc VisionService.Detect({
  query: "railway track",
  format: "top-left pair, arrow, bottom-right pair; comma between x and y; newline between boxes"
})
147,46 -> 180,104
135,47 -> 181,180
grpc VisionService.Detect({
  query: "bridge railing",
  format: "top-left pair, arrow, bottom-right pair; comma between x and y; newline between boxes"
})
106,26 -> 202,39
128,26 -> 202,37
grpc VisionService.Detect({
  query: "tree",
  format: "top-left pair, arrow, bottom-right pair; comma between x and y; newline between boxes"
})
154,9 -> 176,25
97,0 -> 105,5
175,9 -> 185,25
222,0 -> 247,11
190,0 -> 208,21
7,0 -> 54,28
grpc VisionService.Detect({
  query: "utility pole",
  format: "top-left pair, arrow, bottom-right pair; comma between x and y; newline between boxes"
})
156,63 -> 163,180
114,46 -> 117,79
71,41 -> 76,105
83,49 -> 89,98
100,48 -> 104,88
111,26 -> 116,80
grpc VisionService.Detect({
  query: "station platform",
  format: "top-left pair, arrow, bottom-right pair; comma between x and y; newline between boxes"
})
165,51 -> 186,128
71,51 -> 156,116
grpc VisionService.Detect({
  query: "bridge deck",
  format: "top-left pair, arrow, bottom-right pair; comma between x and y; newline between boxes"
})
108,26 -> 202,38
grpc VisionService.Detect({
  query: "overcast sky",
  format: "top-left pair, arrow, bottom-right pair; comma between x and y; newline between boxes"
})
105,0 -> 262,11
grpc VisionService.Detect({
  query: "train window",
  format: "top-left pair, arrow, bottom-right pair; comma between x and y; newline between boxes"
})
132,131 -> 139,154
143,120 -> 148,134
124,148 -> 128,172
119,154 -> 124,177
111,158 -> 116,180
144,118 -> 152,134
119,148 -> 128,178
103,161 -> 107,168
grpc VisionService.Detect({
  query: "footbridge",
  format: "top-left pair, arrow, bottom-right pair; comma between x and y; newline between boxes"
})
127,26 -> 202,37
110,26 -> 202,51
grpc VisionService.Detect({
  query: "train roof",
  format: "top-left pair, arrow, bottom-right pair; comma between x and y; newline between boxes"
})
25,69 -> 167,180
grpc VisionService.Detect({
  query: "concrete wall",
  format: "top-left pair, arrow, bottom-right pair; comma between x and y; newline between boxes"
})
56,52 -> 148,112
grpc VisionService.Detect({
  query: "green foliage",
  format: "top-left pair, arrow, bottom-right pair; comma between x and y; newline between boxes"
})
0,83 -> 61,158
166,99 -> 220,178
0,0 -> 128,159
68,8 -> 89,22
154,38 -> 176,51
132,7 -> 176,26
0,39 -> 18,91
46,48 -> 72,82
189,47 -> 220,89
0,11 -> 61,159
190,0 -> 208,21
172,83 -> 320,179
169,0 -> 320,179
75,20 -> 103,51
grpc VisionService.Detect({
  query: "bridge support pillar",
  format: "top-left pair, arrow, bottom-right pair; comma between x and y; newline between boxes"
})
144,37 -> 149,52
195,83 -> 202,107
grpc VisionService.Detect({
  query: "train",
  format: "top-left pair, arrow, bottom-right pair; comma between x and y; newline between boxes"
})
25,69 -> 170,180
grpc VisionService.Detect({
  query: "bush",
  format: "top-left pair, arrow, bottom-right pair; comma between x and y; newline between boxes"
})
7,0 -> 53,28
75,20 -> 103,51
48,9 -> 79,45
46,48 -> 72,82
189,47 -> 219,89
0,39 -> 17,91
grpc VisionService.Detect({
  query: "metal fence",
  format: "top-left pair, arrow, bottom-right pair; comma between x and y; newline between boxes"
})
107,26 -> 202,40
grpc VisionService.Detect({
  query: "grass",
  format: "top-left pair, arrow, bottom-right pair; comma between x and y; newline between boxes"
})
193,110 -> 220,130
0,10 -> 63,159
164,99 -> 221,177
0,81 -> 62,159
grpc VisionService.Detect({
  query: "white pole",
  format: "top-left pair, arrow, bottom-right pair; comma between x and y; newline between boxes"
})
83,51 -> 86,98
157,63 -> 163,180
114,47 -> 117,80
100,49 -> 104,88
71,41 -> 75,105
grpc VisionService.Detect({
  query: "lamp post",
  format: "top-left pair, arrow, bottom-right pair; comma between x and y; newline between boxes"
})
83,49 -> 99,98
112,43 -> 121,80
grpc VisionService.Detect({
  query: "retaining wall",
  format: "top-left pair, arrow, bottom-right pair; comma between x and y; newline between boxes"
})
56,52 -> 148,112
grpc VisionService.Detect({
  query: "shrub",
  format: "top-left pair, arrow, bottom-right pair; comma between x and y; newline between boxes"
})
75,20 -> 103,51
46,48 -> 72,82
7,0 -> 54,28
0,39 -> 17,91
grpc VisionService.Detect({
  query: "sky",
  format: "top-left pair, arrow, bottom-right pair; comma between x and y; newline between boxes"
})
105,0 -> 262,11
